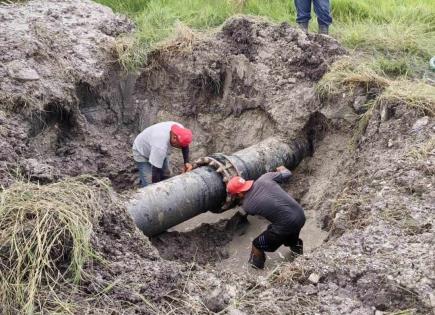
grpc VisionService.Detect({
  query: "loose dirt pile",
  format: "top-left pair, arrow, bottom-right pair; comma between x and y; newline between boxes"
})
1,0 -> 434,314
0,0 -> 136,189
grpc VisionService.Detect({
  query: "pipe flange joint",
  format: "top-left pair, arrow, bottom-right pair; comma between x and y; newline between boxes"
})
192,154 -> 240,212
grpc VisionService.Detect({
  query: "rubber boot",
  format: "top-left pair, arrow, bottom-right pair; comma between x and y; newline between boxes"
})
248,245 -> 266,269
298,22 -> 309,33
319,24 -> 329,35
290,238 -> 303,255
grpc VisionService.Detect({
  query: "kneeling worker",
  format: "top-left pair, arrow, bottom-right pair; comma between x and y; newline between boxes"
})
132,121 -> 193,187
226,166 -> 305,269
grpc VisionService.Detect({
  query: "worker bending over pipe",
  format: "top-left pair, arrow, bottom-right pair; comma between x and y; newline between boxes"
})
132,121 -> 193,187
226,166 -> 305,269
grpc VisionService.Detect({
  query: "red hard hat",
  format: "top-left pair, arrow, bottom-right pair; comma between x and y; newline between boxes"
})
227,176 -> 254,195
171,124 -> 192,147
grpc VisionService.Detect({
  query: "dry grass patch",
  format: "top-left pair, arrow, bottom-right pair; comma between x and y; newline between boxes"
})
378,81 -> 435,115
113,35 -> 150,72
155,22 -> 202,57
0,176 -> 111,314
272,263 -> 308,285
407,136 -> 435,162
317,56 -> 389,98
319,56 -> 435,145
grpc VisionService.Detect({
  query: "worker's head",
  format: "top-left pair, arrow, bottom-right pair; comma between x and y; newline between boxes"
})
170,125 -> 192,149
226,176 -> 254,199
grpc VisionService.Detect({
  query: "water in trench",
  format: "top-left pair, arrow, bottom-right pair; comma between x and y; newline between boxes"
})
155,206 -> 327,273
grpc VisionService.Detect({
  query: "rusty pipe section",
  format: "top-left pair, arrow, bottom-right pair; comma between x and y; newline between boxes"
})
127,136 -> 311,236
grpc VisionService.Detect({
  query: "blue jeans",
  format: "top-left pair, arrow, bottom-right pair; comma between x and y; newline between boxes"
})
136,158 -> 169,188
294,0 -> 332,27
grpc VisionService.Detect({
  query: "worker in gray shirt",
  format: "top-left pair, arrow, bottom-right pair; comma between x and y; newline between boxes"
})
132,121 -> 193,187
226,166 -> 305,269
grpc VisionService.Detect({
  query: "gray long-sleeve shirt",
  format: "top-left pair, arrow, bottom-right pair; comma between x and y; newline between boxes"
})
241,171 -> 305,234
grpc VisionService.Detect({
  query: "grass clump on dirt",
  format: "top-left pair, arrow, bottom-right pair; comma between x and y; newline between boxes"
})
379,81 -> 435,115
317,57 -> 435,112
317,55 -> 435,144
0,176 -> 110,314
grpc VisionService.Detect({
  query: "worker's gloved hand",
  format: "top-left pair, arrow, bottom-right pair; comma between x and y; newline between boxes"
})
183,163 -> 193,173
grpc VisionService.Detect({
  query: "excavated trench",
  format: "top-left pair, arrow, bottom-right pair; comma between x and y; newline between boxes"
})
2,15 -> 348,270
3,3 -> 435,314
149,127 -> 347,272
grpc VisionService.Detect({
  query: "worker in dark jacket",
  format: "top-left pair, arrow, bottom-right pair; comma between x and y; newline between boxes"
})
226,166 -> 305,269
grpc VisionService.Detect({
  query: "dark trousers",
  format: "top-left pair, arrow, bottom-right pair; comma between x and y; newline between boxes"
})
253,224 -> 303,252
294,0 -> 332,27
136,158 -> 169,188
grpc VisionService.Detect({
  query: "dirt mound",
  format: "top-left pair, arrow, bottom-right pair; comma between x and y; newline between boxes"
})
134,17 -> 345,165
0,0 -> 132,106
0,0 -> 136,189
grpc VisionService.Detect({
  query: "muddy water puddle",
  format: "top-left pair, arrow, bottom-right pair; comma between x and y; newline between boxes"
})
169,207 -> 327,273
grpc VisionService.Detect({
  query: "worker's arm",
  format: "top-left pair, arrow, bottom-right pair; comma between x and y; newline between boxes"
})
182,146 -> 192,172
272,166 -> 292,184
258,167 -> 292,184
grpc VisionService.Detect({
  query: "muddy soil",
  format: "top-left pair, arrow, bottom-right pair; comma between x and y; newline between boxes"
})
151,211 -> 248,265
1,1 -> 434,314
0,0 -> 137,189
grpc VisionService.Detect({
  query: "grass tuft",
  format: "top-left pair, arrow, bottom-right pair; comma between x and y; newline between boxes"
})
316,57 -> 390,97
407,136 -> 435,162
0,176 -> 110,314
378,81 -> 435,115
318,56 -> 435,115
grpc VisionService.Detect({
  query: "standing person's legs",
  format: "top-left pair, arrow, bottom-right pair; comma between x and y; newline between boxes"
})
294,0 -> 312,31
151,157 -> 171,183
136,161 -> 152,188
313,0 -> 332,34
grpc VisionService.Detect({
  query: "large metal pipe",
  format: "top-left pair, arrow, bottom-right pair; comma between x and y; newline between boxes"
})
128,136 -> 311,236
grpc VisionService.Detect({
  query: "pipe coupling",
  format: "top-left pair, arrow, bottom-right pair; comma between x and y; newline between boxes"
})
192,153 -> 240,212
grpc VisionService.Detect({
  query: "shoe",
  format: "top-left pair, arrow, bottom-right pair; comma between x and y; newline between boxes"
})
290,239 -> 303,255
298,22 -> 309,33
248,245 -> 266,269
319,24 -> 329,35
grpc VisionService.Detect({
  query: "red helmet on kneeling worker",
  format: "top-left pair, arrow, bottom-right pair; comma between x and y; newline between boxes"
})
171,124 -> 192,148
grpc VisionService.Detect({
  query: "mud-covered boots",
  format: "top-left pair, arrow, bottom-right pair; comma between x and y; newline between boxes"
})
248,245 -> 266,269
319,24 -> 329,35
298,22 -> 309,33
290,238 -> 304,255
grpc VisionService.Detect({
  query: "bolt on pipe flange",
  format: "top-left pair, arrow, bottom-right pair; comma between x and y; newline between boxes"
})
192,154 -> 240,211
